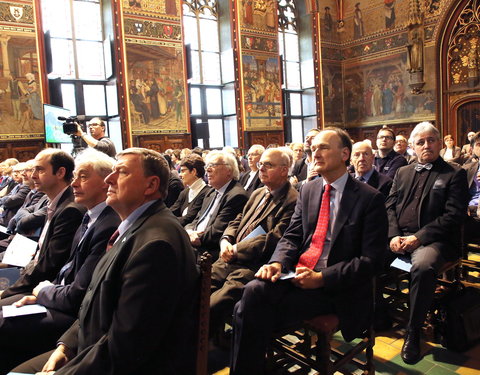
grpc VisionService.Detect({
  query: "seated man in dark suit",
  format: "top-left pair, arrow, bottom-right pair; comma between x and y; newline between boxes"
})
290,128 -> 320,187
0,149 -> 85,301
210,147 -> 298,336
386,122 -> 468,364
170,153 -> 212,226
230,128 -> 388,374
0,149 -> 120,373
0,162 -> 30,226
462,132 -> 480,242
185,150 -> 249,260
11,148 -> 198,375
351,141 -> 392,199
238,144 -> 265,194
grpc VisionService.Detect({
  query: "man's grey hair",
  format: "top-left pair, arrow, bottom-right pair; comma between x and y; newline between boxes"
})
117,147 -> 170,199
207,150 -> 240,180
75,148 -> 115,179
248,144 -> 265,155
273,147 -> 294,169
352,141 -> 373,154
409,122 -> 440,145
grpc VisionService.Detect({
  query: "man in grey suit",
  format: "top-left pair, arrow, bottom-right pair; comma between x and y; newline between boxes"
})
210,148 -> 298,336
386,122 -> 468,364
230,128 -> 388,374
12,148 -> 198,375
185,150 -> 248,260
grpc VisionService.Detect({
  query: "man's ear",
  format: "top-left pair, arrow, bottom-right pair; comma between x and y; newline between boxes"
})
55,166 -> 66,180
145,175 -> 160,196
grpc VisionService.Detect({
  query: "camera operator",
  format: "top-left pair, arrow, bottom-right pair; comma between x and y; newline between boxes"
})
74,117 -> 116,157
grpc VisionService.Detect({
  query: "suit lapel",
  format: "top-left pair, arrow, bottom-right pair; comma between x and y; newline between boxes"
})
331,176 -> 357,246
195,189 -> 216,224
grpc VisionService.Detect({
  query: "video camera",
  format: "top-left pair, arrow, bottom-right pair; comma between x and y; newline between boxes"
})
58,115 -> 86,135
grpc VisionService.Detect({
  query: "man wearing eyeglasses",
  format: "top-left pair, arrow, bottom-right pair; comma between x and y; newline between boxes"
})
185,150 -> 249,260
239,145 -> 265,195
374,125 -> 407,178
75,117 -> 116,157
210,148 -> 298,340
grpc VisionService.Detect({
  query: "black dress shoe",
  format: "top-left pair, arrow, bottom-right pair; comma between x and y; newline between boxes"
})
401,329 -> 422,364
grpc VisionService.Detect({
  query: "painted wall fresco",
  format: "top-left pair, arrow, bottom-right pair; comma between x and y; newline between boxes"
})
126,42 -> 187,135
322,63 -> 344,125
241,0 -> 276,32
343,52 -> 435,127
122,0 -> 188,136
0,2 -> 42,141
242,55 -> 282,131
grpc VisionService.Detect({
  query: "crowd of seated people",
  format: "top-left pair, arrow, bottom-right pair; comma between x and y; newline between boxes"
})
0,121 -> 476,374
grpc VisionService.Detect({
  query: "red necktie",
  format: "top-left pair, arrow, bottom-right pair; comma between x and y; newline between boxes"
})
297,184 -> 331,269
106,230 -> 119,252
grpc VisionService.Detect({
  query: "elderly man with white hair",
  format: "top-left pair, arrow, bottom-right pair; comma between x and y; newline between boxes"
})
185,150 -> 249,260
239,144 -> 265,194
386,121 -> 468,364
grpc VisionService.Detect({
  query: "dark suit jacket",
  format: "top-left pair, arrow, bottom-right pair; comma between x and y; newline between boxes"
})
291,157 -> 308,182
386,159 -> 469,261
36,205 -> 121,315
186,180 -> 249,256
365,169 -> 393,199
239,170 -> 263,195
170,184 -> 212,226
222,182 -> 298,269
463,160 -> 479,188
2,187 -> 86,298
164,172 -> 184,208
374,150 -> 408,179
0,184 -> 30,226
269,175 -> 388,341
12,193 -> 49,235
440,146 -> 462,164
57,200 -> 198,375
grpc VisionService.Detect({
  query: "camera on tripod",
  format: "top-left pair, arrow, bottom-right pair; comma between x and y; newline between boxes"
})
58,115 -> 86,135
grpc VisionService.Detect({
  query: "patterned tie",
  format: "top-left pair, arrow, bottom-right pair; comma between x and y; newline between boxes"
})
80,213 -> 90,237
237,191 -> 272,242
414,163 -> 433,172
296,184 -> 331,269
106,229 -> 120,252
357,175 -> 365,182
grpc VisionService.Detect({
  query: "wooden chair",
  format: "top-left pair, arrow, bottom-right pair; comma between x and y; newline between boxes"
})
195,252 -> 212,375
268,281 -> 376,375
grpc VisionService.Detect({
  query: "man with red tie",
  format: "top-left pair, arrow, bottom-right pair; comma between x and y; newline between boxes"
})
230,128 -> 388,375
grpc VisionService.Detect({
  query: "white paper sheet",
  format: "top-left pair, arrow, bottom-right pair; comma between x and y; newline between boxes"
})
2,304 -> 47,318
2,234 -> 37,267
390,256 -> 412,272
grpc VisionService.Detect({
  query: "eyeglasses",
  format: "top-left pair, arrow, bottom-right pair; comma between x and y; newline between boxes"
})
206,163 -> 227,169
257,162 -> 286,170
377,135 -> 394,141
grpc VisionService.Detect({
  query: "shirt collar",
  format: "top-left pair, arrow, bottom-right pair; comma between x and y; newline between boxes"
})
47,186 -> 69,213
216,179 -> 232,195
356,167 -> 374,182
324,172 -> 348,194
189,178 -> 206,195
87,201 -> 107,225
117,199 -> 157,239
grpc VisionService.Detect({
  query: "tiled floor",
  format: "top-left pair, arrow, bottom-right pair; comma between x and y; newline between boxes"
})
210,254 -> 480,375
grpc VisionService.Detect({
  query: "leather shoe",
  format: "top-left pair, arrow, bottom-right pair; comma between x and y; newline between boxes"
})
401,329 -> 422,364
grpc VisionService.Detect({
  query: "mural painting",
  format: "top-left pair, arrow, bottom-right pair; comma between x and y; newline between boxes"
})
242,55 -> 282,131
322,64 -> 344,125
343,52 -> 435,127
123,0 -> 178,16
126,43 -> 188,134
0,33 -> 42,140
241,0 -> 276,31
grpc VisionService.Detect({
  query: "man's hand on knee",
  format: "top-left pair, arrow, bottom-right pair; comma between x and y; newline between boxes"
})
255,262 -> 282,282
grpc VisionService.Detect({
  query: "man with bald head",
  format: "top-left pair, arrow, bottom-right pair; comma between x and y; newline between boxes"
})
210,147 -> 298,338
351,141 -> 392,199
230,128 -> 388,374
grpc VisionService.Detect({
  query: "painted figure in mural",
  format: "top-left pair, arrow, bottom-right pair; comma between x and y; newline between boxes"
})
265,0 -> 275,29
244,0 -> 254,25
324,7 -> 333,32
147,78 -> 160,119
174,80 -> 183,122
165,0 -> 177,16
385,0 -> 395,29
393,78 -> 405,113
372,84 -> 383,117
24,73 -> 42,120
407,29 -> 424,73
130,87 -> 150,124
382,83 -> 394,115
364,85 -> 373,117
7,73 -> 24,122
354,3 -> 365,39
